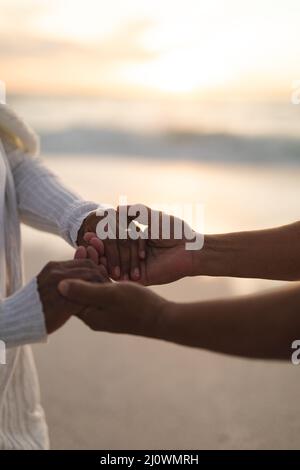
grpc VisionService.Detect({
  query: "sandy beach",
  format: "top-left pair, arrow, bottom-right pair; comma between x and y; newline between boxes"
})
19,155 -> 300,449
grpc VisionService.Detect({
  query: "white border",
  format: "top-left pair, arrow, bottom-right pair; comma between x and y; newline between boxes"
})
0,80 -> 6,104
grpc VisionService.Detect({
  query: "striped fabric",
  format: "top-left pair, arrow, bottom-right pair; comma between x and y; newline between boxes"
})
0,104 -> 99,449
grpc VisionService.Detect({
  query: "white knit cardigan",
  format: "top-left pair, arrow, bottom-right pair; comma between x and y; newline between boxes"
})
0,103 -> 99,449
0,104 -> 49,449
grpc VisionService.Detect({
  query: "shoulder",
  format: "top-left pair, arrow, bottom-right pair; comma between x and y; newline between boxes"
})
0,103 -> 39,156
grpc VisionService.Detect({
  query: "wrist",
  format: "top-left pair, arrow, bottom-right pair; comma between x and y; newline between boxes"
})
190,234 -> 212,276
190,233 -> 233,277
76,206 -> 115,246
1,278 -> 47,347
76,210 -> 99,246
76,214 -> 89,246
153,299 -> 178,342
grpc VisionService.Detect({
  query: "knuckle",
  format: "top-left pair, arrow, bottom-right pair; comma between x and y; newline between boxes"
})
45,261 -> 58,271
47,270 -> 63,282
98,265 -> 108,277
98,264 -> 106,273
82,258 -> 94,268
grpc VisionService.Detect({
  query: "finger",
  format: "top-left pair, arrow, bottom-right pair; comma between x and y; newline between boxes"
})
87,246 -> 99,264
53,268 -> 107,288
138,238 -> 146,259
68,265 -> 110,280
98,263 -> 110,281
74,246 -> 87,260
58,279 -> 115,306
50,260 -> 110,282
100,256 -> 108,269
55,259 -> 101,269
118,240 -> 131,280
83,231 -> 97,243
70,264 -> 111,283
49,270 -> 102,287
75,305 -> 107,330
130,241 -> 140,281
89,237 -> 105,256
105,240 -> 121,279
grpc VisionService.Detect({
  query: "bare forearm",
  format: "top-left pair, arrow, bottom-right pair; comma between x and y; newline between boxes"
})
157,284 -> 300,360
192,222 -> 300,281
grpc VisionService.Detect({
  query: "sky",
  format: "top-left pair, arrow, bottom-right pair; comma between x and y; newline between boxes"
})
1,0 -> 300,99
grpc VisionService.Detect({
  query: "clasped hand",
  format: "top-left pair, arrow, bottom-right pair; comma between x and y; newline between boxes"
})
76,205 -> 196,286
40,205 -> 198,336
61,205 -> 197,335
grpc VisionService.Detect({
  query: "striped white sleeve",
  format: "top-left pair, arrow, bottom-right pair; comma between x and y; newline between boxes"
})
8,149 -> 99,246
0,278 -> 47,348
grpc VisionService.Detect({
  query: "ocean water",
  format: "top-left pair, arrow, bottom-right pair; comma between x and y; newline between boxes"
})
8,95 -> 300,165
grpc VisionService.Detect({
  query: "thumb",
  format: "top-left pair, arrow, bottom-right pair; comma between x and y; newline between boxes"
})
58,279 -> 114,306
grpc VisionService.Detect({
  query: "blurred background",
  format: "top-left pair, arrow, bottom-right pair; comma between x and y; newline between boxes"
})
2,0 -> 300,449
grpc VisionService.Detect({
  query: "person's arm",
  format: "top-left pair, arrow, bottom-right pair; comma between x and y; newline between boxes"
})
0,278 -> 47,348
0,114 -> 101,245
58,279 -> 300,361
0,260 -> 108,348
0,104 -> 144,279
161,283 -> 300,360
8,146 -> 99,247
195,223 -> 300,281
4,144 -> 144,279
85,205 -> 300,284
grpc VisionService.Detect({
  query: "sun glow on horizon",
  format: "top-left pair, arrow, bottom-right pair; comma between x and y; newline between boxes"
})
1,0 -> 300,98
122,49 -> 235,95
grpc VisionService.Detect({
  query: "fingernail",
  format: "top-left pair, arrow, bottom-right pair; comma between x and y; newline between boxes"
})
114,266 -> 121,278
139,250 -> 146,259
59,281 -> 69,295
133,268 -> 140,280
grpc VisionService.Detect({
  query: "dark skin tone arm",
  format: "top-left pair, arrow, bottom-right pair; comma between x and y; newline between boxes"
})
67,207 -> 300,361
81,208 -> 300,284
58,280 -> 300,361
195,222 -> 300,281
161,284 -> 300,360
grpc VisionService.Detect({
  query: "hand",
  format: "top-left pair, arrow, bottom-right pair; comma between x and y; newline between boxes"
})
83,205 -> 199,286
120,204 -> 202,285
58,279 -> 169,337
37,259 -> 109,334
76,209 -> 145,282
